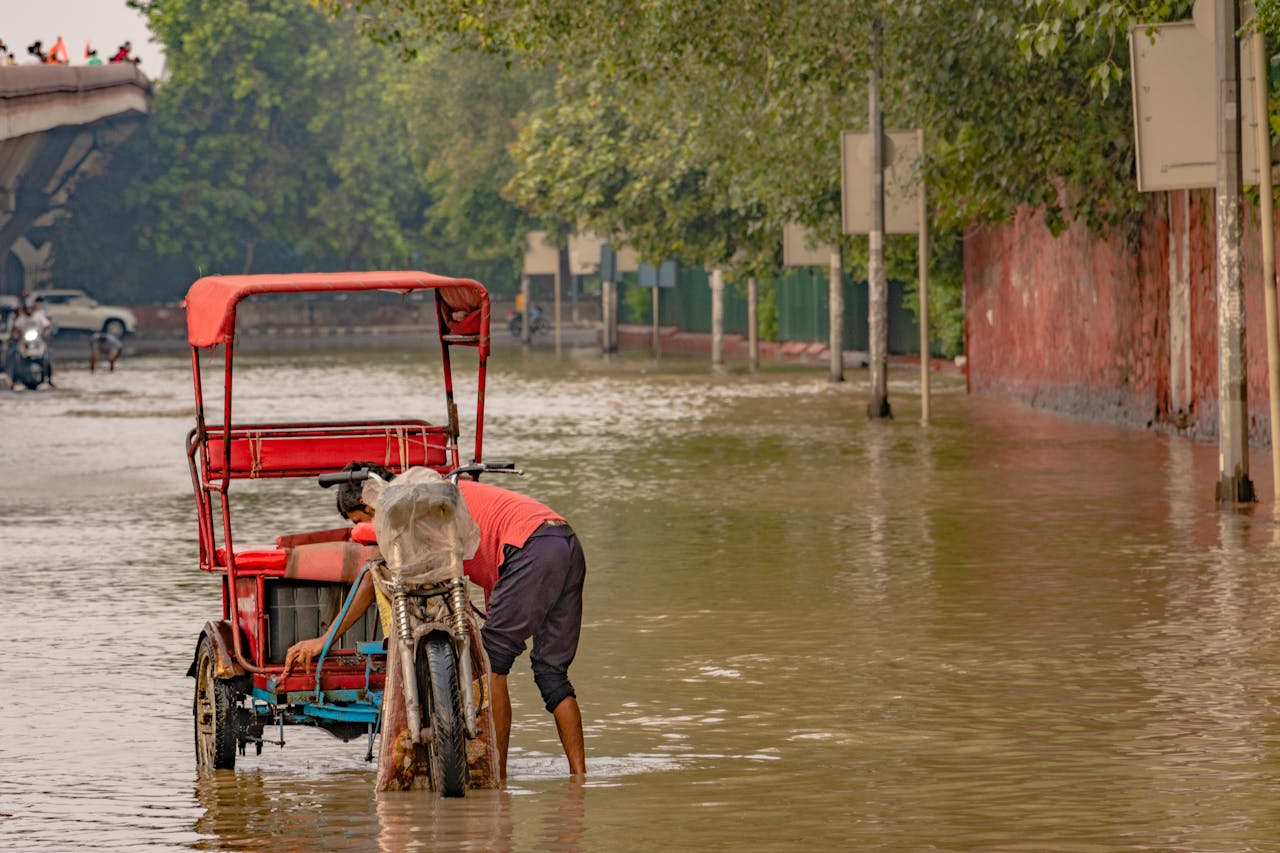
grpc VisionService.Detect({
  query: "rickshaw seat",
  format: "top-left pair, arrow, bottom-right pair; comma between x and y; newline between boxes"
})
214,545 -> 288,571
284,541 -> 380,584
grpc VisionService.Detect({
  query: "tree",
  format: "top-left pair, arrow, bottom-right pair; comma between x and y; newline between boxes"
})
51,0 -> 547,301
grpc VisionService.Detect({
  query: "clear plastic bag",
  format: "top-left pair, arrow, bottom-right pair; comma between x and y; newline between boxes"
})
364,467 -> 480,585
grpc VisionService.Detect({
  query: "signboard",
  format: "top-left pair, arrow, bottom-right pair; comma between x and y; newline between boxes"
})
1129,20 -> 1261,191
600,243 -> 639,282
568,232 -> 605,275
782,223 -> 834,268
638,260 -> 677,288
522,230 -> 558,276
840,129 -> 921,235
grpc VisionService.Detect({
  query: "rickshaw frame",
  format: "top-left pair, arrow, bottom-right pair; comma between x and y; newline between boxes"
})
183,271 -> 490,753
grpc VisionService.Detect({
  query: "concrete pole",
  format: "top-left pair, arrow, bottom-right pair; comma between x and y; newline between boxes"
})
917,128 -> 930,424
611,278 -> 620,353
1249,21 -> 1280,499
1214,0 -> 1256,503
747,276 -> 759,373
555,245 -> 567,356
519,274 -> 531,345
571,271 -> 579,324
867,20 -> 891,418
710,268 -> 725,370
601,279 -> 614,355
652,285 -> 661,358
828,247 -> 844,381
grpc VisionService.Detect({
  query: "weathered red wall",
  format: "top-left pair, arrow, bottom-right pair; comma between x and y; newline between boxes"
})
965,190 -> 1275,444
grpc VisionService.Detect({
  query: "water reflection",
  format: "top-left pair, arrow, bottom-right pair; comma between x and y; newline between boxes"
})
6,351 -> 1280,850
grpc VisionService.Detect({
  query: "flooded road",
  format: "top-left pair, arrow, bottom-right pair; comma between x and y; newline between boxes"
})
5,346 -> 1280,850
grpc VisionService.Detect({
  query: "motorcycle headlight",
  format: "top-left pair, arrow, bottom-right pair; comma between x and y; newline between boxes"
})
22,329 -> 38,342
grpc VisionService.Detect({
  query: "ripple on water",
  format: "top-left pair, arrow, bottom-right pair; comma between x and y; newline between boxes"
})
6,351 -> 1280,850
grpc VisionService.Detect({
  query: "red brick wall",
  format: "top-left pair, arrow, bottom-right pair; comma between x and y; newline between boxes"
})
964,190 -> 1275,443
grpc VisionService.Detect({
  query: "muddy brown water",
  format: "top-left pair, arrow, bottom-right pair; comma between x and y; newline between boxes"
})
4,346 -> 1280,851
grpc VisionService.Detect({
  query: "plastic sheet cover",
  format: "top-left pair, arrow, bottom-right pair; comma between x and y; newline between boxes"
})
364,468 -> 479,584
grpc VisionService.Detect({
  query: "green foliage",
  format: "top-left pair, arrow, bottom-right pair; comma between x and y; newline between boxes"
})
325,0 -> 1230,360
51,0 -> 545,302
757,277 -> 778,343
622,281 -> 651,324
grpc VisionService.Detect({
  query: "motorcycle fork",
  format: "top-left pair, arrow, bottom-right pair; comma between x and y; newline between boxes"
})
447,578 -> 479,738
394,582 -> 478,743
392,589 -> 425,743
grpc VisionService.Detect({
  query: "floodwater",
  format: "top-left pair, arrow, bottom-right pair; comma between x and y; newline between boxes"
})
5,342 -> 1280,851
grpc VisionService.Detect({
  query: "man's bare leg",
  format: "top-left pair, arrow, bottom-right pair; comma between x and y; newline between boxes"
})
489,672 -> 511,780
551,695 -> 586,776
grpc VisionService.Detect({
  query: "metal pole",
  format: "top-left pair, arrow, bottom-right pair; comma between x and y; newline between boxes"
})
867,18 -> 891,417
710,268 -> 725,370
1249,19 -> 1280,499
555,244 -> 567,356
520,274 -> 531,345
601,279 -> 613,355
607,277 -> 619,354
748,276 -> 759,373
828,247 -> 844,381
652,285 -> 661,358
917,127 -> 930,424
1214,0 -> 1256,503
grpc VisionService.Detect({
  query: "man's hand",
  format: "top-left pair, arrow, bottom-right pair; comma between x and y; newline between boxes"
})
283,637 -> 326,675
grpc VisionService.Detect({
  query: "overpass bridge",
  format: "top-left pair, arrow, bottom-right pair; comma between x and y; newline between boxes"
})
0,64 -> 150,294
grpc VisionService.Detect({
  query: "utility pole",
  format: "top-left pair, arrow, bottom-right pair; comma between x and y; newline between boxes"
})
917,127 -> 930,424
829,247 -> 844,381
867,17 -> 891,418
519,274 -> 531,345
1248,15 -> 1280,500
555,244 -> 568,356
710,268 -> 725,371
1214,0 -> 1256,503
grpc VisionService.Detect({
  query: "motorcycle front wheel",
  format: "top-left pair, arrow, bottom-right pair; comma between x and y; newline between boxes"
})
417,633 -> 467,796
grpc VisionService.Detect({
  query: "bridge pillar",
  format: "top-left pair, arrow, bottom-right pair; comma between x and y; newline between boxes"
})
9,236 -> 53,292
0,65 -> 149,294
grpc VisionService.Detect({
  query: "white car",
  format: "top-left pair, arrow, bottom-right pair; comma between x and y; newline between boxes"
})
33,289 -> 138,336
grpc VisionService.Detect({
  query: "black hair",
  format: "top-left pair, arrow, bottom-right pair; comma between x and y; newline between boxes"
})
336,461 -> 395,519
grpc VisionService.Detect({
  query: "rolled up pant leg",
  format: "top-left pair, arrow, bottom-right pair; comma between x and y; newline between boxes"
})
481,528 -> 586,712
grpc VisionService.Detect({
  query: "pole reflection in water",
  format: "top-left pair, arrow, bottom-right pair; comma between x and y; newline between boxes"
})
5,351 -> 1280,850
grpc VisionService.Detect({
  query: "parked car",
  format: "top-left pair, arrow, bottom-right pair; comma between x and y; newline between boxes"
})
33,289 -> 137,336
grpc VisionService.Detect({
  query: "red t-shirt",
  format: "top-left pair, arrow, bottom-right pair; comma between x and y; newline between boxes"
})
458,480 -> 562,598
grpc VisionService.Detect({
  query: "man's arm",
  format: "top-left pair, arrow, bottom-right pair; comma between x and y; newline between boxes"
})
283,574 -> 376,674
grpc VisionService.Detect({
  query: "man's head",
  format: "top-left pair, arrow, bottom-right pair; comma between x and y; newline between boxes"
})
337,461 -> 395,522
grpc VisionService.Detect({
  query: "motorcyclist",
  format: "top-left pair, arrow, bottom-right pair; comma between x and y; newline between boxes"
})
7,301 -> 54,389
30,296 -> 54,339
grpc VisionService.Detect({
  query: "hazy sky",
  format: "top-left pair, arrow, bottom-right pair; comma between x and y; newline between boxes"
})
1,0 -> 165,76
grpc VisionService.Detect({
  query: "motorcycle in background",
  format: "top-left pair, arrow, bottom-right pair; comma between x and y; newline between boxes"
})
508,304 -> 545,339
7,325 -> 52,390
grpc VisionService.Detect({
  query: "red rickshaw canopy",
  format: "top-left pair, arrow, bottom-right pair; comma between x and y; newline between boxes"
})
182,271 -> 489,350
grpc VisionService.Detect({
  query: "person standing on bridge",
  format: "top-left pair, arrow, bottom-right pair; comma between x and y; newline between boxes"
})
48,36 -> 68,65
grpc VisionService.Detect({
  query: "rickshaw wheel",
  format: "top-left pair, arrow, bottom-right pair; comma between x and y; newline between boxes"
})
417,634 -> 466,797
194,636 -> 241,770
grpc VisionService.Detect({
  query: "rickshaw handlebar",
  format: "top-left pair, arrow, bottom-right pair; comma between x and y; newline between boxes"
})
317,461 -> 521,489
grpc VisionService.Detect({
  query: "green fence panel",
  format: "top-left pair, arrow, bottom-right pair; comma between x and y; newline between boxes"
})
624,264 -> 920,354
